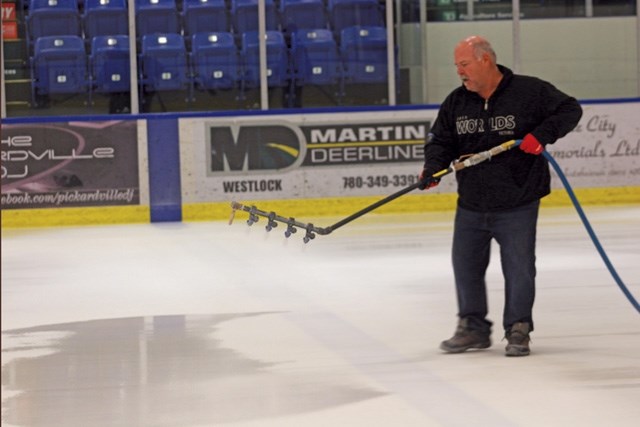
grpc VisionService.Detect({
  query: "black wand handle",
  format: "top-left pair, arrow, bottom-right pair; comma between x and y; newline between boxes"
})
322,182 -> 422,234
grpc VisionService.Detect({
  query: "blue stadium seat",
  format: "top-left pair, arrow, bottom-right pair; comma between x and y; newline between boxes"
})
182,0 -> 228,37
291,29 -> 341,87
190,32 -> 240,91
136,0 -> 181,38
279,0 -> 327,36
231,0 -> 277,34
31,35 -> 89,102
26,0 -> 81,41
90,35 -> 130,93
328,0 -> 382,35
241,30 -> 289,89
83,0 -> 128,41
139,33 -> 190,92
340,26 -> 388,84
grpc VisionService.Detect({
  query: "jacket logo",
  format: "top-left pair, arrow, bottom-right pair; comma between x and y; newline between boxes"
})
456,115 -> 516,135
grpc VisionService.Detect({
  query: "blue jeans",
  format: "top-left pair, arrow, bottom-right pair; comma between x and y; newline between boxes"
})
452,200 -> 539,333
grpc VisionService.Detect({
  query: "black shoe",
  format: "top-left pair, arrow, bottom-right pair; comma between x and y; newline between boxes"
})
440,318 -> 491,353
505,322 -> 531,357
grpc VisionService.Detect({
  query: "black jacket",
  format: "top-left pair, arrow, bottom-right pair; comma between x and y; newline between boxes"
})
424,65 -> 582,212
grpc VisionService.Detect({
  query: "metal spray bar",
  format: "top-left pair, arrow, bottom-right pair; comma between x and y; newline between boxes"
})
229,139 -> 520,242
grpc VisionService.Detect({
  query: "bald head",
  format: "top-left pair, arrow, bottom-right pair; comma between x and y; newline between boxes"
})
456,36 -> 497,64
454,35 -> 502,99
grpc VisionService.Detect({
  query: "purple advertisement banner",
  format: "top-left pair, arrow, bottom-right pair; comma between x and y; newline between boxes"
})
1,121 -> 139,210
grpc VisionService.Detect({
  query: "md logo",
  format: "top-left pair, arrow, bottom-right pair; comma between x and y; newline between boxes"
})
207,125 -> 304,174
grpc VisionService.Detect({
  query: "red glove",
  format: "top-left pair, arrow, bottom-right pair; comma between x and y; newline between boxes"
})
519,134 -> 544,155
419,170 -> 440,190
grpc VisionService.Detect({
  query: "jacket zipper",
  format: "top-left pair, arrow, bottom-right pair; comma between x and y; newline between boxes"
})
481,97 -> 490,210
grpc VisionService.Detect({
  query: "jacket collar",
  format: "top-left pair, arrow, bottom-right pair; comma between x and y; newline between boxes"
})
493,64 -> 513,95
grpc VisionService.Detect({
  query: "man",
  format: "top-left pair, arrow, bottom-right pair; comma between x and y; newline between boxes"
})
420,36 -> 582,356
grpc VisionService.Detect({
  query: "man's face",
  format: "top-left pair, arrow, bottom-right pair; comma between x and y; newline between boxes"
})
454,44 -> 487,93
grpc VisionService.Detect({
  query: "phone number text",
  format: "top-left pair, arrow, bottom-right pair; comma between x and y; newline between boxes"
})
343,174 -> 419,189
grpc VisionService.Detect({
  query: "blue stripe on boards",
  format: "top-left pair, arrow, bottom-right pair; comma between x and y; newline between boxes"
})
147,117 -> 182,222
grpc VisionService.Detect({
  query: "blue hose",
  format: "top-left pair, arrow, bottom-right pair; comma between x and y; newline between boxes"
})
543,150 -> 640,314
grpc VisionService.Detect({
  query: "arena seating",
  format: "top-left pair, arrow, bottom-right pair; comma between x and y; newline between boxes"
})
182,0 -> 228,37
90,35 -> 131,93
340,25 -> 389,84
135,0 -> 181,38
279,0 -> 327,36
83,0 -> 128,41
31,35 -> 90,103
231,0 -> 278,34
240,30 -> 289,90
190,31 -> 240,91
27,0 -> 82,42
24,0 -> 391,108
139,33 -> 190,92
328,0 -> 383,36
291,28 -> 341,87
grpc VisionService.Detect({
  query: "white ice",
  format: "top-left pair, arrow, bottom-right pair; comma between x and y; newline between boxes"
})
2,205 -> 639,426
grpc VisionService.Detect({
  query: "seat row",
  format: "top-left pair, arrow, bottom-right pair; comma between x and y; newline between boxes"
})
30,26 -> 391,106
26,0 -> 384,44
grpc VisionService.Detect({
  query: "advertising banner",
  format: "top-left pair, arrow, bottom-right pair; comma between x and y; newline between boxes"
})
1,2 -> 17,40
546,102 -> 640,188
180,102 -> 639,204
180,110 -> 443,203
1,21 -> 17,39
1,121 -> 140,209
1,2 -> 15,20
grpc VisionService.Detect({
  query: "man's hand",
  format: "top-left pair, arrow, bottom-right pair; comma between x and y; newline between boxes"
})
519,134 -> 544,155
419,170 -> 440,190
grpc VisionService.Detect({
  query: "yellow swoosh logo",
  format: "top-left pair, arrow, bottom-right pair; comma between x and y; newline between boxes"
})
266,143 -> 299,158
